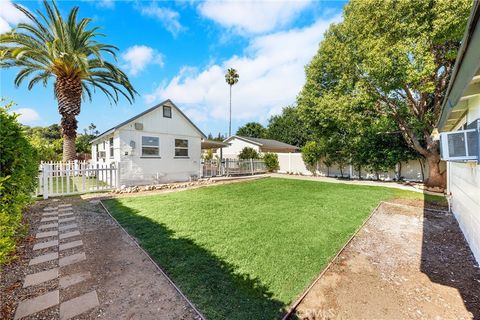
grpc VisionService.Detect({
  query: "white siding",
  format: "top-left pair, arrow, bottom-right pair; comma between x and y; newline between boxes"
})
92,103 -> 203,186
219,137 -> 261,159
447,95 -> 480,263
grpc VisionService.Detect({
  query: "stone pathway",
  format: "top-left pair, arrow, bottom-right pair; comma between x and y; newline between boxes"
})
14,203 -> 100,320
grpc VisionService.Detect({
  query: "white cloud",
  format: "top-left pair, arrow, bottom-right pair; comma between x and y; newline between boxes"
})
0,0 -> 28,33
144,15 -> 341,123
13,108 -> 40,124
121,45 -> 164,76
198,0 -> 312,35
140,3 -> 184,36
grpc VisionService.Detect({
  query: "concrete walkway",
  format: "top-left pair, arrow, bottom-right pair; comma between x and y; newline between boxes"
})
269,173 -> 440,194
13,199 -> 200,320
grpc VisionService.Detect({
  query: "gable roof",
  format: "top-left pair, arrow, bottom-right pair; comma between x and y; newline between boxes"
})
225,135 -> 299,150
91,99 -> 206,143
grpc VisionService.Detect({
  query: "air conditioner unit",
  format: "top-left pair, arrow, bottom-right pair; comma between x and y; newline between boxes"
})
440,128 -> 479,162
98,151 -> 106,159
134,122 -> 143,130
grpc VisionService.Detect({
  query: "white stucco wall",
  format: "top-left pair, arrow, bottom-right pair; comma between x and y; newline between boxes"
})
219,137 -> 261,159
91,103 -> 202,186
448,95 -> 480,263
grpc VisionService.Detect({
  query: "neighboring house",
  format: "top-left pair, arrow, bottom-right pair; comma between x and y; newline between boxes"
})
91,99 -> 206,186
220,135 -> 299,158
438,1 -> 480,263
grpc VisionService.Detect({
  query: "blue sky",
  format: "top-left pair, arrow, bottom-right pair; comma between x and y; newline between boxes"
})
1,0 -> 345,136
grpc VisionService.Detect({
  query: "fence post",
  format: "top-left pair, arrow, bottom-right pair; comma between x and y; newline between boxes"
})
250,159 -> 254,175
115,162 -> 120,188
43,164 -> 49,200
288,153 -> 292,173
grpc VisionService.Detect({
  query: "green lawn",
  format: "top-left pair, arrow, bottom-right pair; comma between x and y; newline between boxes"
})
103,177 -> 444,319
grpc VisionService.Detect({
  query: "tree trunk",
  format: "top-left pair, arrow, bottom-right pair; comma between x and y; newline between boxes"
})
55,77 -> 82,161
229,85 -> 232,137
425,153 -> 445,188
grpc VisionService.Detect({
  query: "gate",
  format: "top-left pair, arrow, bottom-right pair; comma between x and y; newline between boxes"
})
36,161 -> 119,199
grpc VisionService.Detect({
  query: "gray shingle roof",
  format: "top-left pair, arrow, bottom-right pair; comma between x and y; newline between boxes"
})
227,135 -> 299,150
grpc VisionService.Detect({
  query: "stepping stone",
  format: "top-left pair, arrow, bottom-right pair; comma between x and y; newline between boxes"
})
58,204 -> 72,208
59,240 -> 83,251
39,223 -> 58,230
14,290 -> 59,319
43,207 -> 57,211
59,271 -> 90,289
59,230 -> 80,240
41,217 -> 58,223
58,217 -> 75,223
42,212 -> 58,217
33,239 -> 58,251
58,212 -> 74,217
60,290 -> 98,320
23,268 -> 59,288
29,252 -> 58,266
58,223 -> 77,232
36,230 -> 58,239
59,252 -> 86,267
58,207 -> 73,212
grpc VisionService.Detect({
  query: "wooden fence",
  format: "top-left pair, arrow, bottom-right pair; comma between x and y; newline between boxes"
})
36,161 -> 118,199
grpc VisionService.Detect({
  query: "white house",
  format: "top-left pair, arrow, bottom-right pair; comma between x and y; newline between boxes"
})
91,99 -> 206,186
438,1 -> 480,263
220,135 -> 299,159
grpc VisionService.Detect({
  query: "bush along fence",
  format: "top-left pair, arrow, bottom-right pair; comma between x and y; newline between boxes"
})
37,160 -> 119,199
0,103 -> 38,266
276,153 -> 435,182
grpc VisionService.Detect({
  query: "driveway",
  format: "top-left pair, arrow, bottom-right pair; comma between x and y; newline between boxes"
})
1,197 -> 201,320
294,200 -> 480,319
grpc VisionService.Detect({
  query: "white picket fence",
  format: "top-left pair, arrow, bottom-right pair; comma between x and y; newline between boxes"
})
201,159 -> 267,178
36,161 -> 119,199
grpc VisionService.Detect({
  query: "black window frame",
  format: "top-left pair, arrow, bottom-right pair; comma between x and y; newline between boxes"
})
174,139 -> 189,157
163,105 -> 172,118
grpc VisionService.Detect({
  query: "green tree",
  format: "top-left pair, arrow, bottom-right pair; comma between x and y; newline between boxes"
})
1,1 -> 136,161
267,106 -> 310,147
301,141 -> 322,176
238,147 -> 260,160
225,68 -> 239,136
236,122 -> 267,138
298,0 -> 471,187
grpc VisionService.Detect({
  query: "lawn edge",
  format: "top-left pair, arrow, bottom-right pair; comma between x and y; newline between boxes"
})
98,200 -> 206,320
281,200 -> 386,320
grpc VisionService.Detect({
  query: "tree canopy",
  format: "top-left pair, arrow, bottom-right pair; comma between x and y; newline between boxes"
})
236,122 -> 267,138
298,0 -> 471,187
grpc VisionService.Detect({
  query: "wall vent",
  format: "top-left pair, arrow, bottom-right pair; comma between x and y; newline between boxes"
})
134,122 -> 143,130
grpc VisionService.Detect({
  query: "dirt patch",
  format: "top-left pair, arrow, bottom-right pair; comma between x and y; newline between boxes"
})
1,197 -> 201,320
295,199 -> 480,320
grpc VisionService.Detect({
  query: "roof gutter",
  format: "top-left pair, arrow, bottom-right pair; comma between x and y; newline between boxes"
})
437,0 -> 480,130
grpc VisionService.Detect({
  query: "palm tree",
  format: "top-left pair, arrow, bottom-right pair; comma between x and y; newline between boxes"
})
0,1 -> 136,161
225,68 -> 239,137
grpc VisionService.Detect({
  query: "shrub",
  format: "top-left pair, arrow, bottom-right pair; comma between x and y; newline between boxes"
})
301,141 -> 322,176
0,101 -> 38,266
238,147 -> 260,160
263,153 -> 279,172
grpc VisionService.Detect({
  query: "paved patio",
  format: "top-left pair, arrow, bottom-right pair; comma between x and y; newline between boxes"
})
7,199 -> 201,320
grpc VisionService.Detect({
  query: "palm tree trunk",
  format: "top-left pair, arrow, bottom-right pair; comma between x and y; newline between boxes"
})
55,77 -> 82,161
229,85 -> 232,136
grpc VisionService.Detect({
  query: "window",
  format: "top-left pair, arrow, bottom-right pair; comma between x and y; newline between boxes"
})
175,139 -> 189,157
109,137 -> 114,158
142,136 -> 160,156
163,105 -> 172,118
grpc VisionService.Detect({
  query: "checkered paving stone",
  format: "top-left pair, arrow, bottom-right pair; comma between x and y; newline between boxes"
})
39,222 -> 59,230
59,230 -> 81,240
15,202 -> 101,319
33,239 -> 58,251
58,223 -> 77,231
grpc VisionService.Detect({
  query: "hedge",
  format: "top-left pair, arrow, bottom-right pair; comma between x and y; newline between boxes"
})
0,102 -> 38,266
